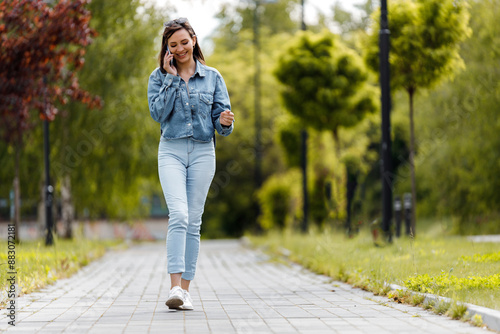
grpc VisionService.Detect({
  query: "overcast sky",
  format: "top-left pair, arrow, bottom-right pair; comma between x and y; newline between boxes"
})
150,0 -> 367,50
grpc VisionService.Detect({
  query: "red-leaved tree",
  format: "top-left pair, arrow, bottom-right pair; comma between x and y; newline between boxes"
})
0,0 -> 101,240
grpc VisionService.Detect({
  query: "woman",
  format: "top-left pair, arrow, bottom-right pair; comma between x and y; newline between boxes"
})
147,18 -> 234,310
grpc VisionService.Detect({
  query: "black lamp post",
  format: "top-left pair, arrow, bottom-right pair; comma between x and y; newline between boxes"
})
41,3 -> 55,247
379,0 -> 393,242
44,117 -> 54,246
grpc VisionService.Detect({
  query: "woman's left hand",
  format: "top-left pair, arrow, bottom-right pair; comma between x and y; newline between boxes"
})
220,110 -> 234,126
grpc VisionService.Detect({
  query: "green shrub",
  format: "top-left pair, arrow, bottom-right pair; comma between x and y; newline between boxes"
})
447,301 -> 468,320
461,251 -> 500,263
257,169 -> 302,230
405,273 -> 500,293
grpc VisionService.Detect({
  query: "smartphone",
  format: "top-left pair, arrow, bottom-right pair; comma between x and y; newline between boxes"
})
167,46 -> 173,66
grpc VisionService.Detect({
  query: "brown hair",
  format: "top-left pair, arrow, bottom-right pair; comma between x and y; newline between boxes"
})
159,18 -> 205,74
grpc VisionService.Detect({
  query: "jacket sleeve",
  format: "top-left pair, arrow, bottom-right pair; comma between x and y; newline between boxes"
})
212,73 -> 234,136
147,69 -> 181,123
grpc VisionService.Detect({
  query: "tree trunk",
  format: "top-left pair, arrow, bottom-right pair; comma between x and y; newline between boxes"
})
345,165 -> 358,236
13,140 -> 21,243
61,174 -> 74,239
332,129 -> 341,161
332,129 -> 343,220
408,88 -> 417,237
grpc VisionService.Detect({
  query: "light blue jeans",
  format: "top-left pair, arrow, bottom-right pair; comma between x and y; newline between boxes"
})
158,137 -> 215,281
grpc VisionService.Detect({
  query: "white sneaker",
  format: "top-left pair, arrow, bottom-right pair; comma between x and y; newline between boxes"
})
179,289 -> 194,310
165,286 -> 184,309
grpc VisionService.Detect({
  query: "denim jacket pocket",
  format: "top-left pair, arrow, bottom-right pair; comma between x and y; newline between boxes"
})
199,93 -> 213,118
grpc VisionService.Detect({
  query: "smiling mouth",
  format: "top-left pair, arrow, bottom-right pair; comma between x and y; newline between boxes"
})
176,52 -> 188,58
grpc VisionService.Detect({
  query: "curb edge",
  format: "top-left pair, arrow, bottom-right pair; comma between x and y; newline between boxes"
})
389,283 -> 500,332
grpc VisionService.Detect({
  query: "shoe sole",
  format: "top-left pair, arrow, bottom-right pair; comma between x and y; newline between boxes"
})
179,305 -> 193,310
165,296 -> 184,309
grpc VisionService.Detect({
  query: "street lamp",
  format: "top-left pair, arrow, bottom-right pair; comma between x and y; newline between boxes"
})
379,0 -> 393,242
41,75 -> 54,246
42,0 -> 55,247
44,118 -> 54,246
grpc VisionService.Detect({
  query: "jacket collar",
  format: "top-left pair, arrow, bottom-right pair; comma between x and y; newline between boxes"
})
194,59 -> 206,77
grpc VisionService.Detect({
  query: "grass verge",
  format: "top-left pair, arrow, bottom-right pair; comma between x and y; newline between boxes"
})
247,226 -> 500,313
0,237 -> 124,307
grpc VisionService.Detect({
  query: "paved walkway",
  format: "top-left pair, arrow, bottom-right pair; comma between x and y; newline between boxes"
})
1,240 -> 493,333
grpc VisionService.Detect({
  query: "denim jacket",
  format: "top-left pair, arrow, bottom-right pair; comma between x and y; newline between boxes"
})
147,60 -> 234,142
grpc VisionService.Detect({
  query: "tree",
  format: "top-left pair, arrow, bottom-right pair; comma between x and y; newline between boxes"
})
202,0 -> 308,237
274,30 -> 376,226
0,0 -> 100,241
205,30 -> 293,237
49,0 -> 165,230
409,0 -> 500,233
275,30 -> 376,149
364,0 -> 471,236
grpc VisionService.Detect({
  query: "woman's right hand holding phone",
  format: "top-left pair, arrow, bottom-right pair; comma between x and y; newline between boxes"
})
163,49 -> 177,76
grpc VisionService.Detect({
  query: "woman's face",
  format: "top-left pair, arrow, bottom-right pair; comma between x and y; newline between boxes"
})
167,28 -> 196,65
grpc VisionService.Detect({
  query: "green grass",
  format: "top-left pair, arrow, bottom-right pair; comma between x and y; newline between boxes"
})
0,237 -> 124,306
248,224 -> 500,311
447,301 -> 468,319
